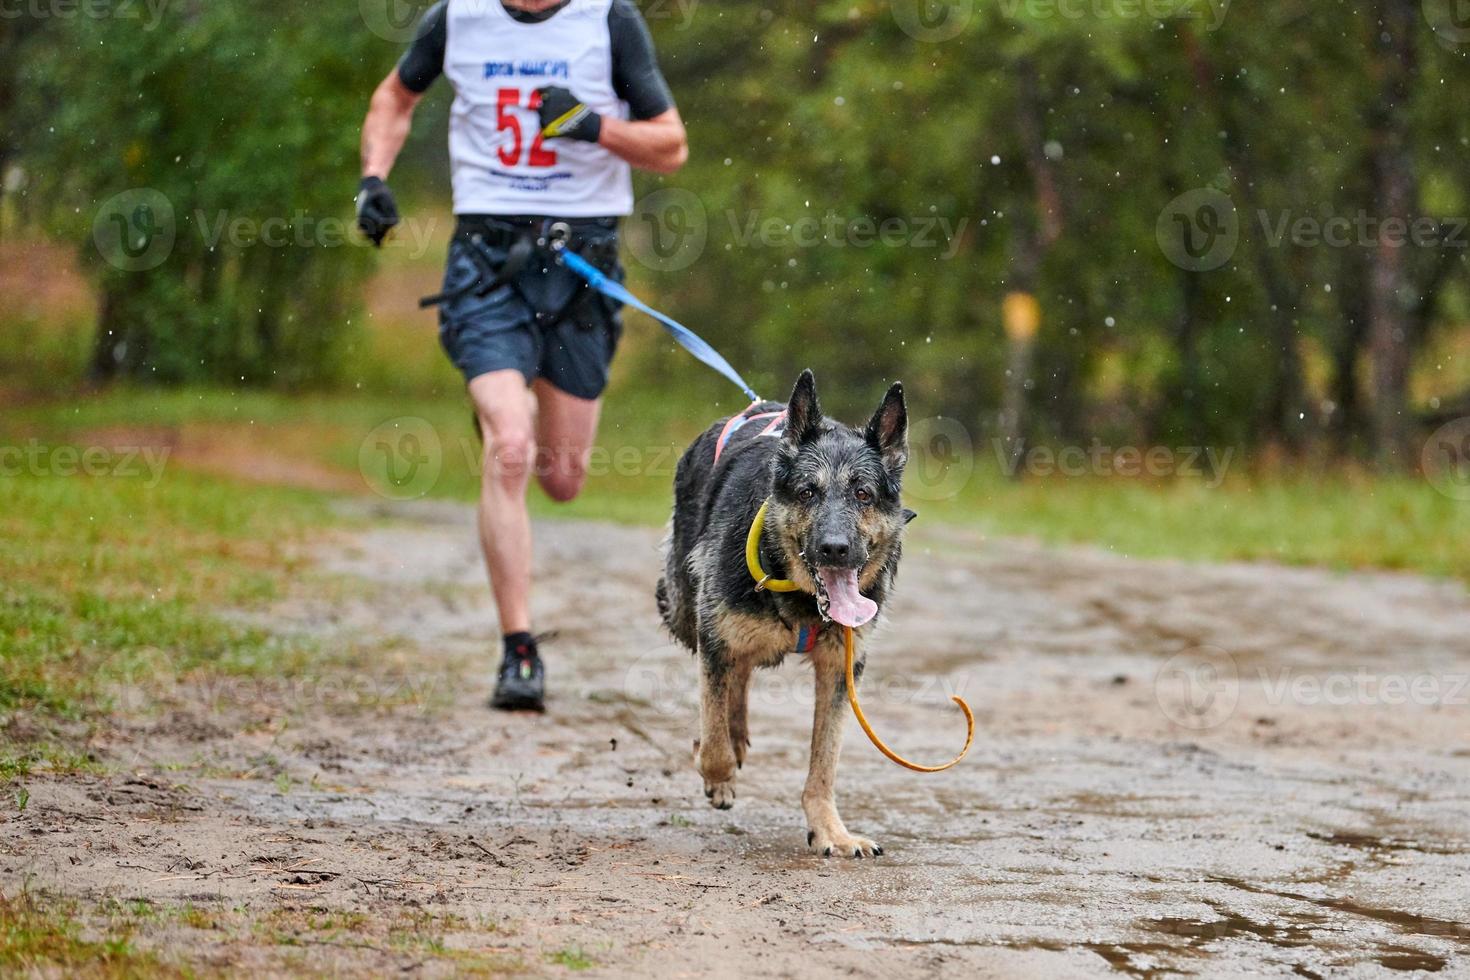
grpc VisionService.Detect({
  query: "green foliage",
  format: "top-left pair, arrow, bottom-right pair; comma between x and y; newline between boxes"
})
641,2 -> 1470,447
15,1 -> 393,385
3,1 -> 1468,452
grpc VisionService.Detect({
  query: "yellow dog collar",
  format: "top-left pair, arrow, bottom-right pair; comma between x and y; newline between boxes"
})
745,500 -> 801,593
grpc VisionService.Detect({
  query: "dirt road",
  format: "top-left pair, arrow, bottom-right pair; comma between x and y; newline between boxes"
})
6,500 -> 1470,976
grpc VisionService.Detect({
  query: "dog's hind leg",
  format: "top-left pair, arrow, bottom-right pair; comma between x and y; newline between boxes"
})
802,638 -> 882,858
695,630 -> 739,809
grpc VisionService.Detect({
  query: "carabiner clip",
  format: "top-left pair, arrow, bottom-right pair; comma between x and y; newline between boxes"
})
541,221 -> 572,252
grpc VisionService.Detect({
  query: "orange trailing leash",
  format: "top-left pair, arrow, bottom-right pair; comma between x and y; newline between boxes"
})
841,623 -> 972,772
747,500 -> 974,773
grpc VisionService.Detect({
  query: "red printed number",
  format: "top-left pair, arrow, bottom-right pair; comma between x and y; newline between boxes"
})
496,87 -> 556,168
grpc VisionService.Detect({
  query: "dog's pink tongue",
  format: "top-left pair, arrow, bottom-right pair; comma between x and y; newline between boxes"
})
817,567 -> 878,628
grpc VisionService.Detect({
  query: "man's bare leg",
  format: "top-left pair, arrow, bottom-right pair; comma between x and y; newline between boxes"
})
469,373 -> 603,710
468,370 -> 538,635
531,378 -> 602,503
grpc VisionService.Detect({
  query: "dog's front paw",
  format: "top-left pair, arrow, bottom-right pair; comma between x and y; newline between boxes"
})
704,778 -> 736,809
806,824 -> 882,858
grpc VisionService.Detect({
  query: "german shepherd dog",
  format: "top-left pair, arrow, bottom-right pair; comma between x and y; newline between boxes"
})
657,370 -> 910,857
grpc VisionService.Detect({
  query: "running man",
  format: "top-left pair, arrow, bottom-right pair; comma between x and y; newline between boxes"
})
357,0 -> 687,711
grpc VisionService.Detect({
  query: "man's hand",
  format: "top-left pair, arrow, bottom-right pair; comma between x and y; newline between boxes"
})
356,176 -> 400,247
535,86 -> 602,143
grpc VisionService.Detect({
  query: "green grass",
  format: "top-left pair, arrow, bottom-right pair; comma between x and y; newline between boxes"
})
0,460 -> 333,770
547,944 -> 597,970
6,381 -> 1467,582
920,467 -> 1469,581
0,891 -> 176,978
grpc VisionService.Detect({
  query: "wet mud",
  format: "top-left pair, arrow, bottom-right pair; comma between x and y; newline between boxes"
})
4,500 -> 1468,976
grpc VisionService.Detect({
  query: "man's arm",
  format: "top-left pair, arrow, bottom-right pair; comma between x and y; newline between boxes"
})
361,71 -> 424,179
591,0 -> 687,175
598,107 -> 687,175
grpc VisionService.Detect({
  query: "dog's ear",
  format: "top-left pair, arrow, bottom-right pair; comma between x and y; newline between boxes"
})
784,368 -> 823,446
865,381 -> 908,470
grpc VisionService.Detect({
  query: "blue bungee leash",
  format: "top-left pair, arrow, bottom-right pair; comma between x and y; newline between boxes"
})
546,226 -> 760,403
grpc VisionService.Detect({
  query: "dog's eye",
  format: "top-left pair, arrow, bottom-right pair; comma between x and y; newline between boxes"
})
855,488 -> 873,504
797,487 -> 817,503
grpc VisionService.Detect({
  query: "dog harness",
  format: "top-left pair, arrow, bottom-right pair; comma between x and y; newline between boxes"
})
713,406 -> 786,465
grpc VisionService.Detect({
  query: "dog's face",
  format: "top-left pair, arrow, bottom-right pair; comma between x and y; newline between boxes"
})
768,369 -> 910,627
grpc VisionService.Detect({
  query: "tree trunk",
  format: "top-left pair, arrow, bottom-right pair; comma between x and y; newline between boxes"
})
1365,0 -> 1418,467
1181,30 -> 1307,452
997,58 -> 1063,472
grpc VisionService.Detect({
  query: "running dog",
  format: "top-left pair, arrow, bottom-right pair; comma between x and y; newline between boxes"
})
657,369 -> 911,857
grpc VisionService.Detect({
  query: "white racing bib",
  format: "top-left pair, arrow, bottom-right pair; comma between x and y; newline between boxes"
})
444,0 -> 632,217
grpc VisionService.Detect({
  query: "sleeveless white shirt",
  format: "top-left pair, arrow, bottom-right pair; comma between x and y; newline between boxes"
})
443,0 -> 632,216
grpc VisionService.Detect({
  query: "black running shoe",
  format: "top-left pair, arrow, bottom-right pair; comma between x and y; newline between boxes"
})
492,635 -> 546,712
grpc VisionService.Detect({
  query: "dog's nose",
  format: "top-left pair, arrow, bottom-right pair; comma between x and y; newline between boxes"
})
817,538 -> 851,564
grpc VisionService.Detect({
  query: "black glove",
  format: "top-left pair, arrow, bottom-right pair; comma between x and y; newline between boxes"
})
535,86 -> 602,143
356,176 -> 400,247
